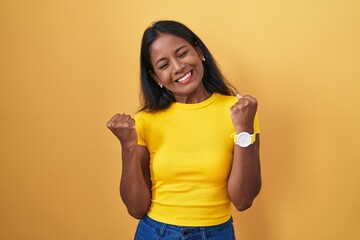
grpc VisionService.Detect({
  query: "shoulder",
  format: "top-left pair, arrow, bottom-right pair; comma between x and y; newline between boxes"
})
134,109 -> 167,123
134,110 -> 152,122
213,93 -> 238,106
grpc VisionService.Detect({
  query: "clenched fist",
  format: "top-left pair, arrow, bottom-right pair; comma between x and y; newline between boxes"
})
107,113 -> 138,148
230,94 -> 258,133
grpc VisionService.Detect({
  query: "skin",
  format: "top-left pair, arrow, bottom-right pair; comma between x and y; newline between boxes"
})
149,33 -> 211,103
107,33 -> 261,218
228,93 -> 261,210
107,113 -> 151,219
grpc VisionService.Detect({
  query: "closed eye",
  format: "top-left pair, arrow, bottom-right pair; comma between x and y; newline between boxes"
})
158,63 -> 168,70
178,51 -> 188,58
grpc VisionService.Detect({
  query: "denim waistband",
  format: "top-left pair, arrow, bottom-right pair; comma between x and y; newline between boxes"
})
141,215 -> 233,238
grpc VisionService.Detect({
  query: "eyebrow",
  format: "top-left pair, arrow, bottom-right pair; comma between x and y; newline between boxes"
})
154,45 -> 188,66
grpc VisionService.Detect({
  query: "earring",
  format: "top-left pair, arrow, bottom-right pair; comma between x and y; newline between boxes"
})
201,56 -> 206,62
158,82 -> 163,88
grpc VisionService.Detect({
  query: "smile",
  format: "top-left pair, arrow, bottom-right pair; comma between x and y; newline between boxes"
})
175,71 -> 192,84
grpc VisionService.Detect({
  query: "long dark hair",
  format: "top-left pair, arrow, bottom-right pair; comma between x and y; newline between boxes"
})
139,20 -> 237,112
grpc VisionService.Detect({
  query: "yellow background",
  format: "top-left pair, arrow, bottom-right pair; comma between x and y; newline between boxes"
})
1,0 -> 359,239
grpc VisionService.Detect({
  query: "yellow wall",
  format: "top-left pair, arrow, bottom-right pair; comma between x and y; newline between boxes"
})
1,0 -> 359,239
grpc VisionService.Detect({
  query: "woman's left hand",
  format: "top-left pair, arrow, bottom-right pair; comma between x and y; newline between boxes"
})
230,94 -> 258,133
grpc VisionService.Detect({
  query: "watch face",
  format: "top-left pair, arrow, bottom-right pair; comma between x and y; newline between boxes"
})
236,132 -> 252,147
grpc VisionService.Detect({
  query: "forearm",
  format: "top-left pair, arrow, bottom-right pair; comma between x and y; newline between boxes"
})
227,136 -> 261,211
120,146 -> 151,219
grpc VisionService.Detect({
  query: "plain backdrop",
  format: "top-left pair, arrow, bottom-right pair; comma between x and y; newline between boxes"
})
1,0 -> 359,239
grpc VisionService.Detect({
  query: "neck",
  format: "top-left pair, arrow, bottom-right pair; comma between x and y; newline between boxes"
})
174,88 -> 212,104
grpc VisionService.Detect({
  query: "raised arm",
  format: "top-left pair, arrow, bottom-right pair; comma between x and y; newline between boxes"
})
227,94 -> 261,211
107,113 -> 151,219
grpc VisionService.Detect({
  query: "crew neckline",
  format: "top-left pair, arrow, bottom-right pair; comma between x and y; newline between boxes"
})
172,93 -> 219,110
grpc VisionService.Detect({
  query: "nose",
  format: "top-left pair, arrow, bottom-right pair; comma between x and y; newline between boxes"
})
172,59 -> 185,74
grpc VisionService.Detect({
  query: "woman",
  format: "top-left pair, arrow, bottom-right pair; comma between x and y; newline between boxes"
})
107,20 -> 261,240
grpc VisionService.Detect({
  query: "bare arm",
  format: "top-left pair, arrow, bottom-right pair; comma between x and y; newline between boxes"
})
107,113 -> 151,219
120,144 -> 151,219
228,135 -> 261,211
227,94 -> 261,211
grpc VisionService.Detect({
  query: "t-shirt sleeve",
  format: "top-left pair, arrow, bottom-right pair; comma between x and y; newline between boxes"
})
134,112 -> 147,146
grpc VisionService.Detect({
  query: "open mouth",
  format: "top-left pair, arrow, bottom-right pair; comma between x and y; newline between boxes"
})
175,70 -> 193,84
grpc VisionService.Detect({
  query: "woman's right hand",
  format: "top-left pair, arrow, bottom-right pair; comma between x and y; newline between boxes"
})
107,113 -> 138,148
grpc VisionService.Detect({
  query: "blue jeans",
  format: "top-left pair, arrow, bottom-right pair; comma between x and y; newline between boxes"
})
134,215 -> 236,240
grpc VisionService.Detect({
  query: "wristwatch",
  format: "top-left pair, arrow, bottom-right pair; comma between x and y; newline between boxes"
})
234,132 -> 256,148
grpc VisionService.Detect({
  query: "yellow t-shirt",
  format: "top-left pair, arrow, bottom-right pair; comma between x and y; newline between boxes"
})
135,93 -> 260,226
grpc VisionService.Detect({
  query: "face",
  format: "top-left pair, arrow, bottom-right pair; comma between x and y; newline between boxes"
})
149,33 -> 208,103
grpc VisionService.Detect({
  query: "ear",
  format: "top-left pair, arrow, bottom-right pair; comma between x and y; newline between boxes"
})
149,70 -> 161,84
195,45 -> 204,58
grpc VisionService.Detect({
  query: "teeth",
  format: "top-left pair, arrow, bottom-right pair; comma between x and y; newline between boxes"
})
178,71 -> 191,82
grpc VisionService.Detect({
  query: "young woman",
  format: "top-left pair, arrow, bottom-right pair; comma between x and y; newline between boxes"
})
107,20 -> 261,240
